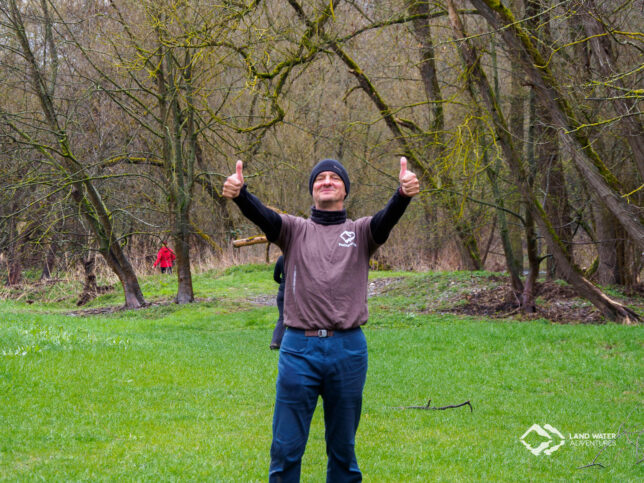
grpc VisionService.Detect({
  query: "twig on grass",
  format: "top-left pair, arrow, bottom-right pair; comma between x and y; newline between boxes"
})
578,406 -> 644,470
577,441 -> 612,470
394,398 -> 473,412
577,462 -> 606,469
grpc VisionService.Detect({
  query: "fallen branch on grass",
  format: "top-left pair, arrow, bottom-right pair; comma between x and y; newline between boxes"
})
578,462 -> 605,469
578,407 -> 644,470
394,398 -> 473,412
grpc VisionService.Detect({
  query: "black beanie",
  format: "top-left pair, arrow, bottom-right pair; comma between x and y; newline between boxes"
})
308,159 -> 350,198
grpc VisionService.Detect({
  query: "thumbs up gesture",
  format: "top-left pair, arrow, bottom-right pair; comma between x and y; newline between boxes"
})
399,157 -> 420,197
223,160 -> 245,199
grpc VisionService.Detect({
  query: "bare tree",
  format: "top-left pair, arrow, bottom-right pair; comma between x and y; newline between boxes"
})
470,0 -> 644,253
446,0 -> 638,323
1,0 -> 146,307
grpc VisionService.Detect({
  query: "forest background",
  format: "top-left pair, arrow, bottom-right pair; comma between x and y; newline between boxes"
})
1,0 -> 643,323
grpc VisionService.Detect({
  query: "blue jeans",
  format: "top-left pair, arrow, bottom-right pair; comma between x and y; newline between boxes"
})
269,327 -> 368,482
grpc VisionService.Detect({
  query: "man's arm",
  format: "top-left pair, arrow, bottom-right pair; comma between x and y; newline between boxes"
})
370,189 -> 412,244
223,160 -> 282,242
233,186 -> 282,242
370,157 -> 420,244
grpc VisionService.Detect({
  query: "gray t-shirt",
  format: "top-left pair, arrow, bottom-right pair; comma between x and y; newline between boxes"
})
276,214 -> 380,330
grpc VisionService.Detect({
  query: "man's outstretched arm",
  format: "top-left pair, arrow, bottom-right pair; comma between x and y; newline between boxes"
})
223,160 -> 282,242
370,157 -> 420,244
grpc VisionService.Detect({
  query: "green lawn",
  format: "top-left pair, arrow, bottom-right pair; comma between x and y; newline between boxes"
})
0,266 -> 642,481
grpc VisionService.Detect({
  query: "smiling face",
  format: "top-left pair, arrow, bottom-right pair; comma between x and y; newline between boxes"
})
312,171 -> 346,210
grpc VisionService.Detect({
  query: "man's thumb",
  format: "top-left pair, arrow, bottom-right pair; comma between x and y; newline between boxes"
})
236,160 -> 244,180
400,156 -> 407,178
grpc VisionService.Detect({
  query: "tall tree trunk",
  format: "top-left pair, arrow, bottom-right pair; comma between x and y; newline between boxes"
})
485,157 -> 524,293
77,253 -> 98,306
409,0 -> 452,267
447,0 -> 639,323
541,140 -> 573,281
70,186 -> 145,307
522,208 -> 539,313
158,44 -> 196,304
522,84 -> 539,312
409,1 -> 443,137
170,90 -> 194,304
410,0 -> 482,270
173,228 -> 194,303
507,37 -> 526,276
593,204 -> 621,285
491,23 -> 525,290
525,0 -> 573,281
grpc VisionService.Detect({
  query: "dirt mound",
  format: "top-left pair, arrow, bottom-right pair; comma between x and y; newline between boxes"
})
447,281 -> 607,324
536,281 -> 579,300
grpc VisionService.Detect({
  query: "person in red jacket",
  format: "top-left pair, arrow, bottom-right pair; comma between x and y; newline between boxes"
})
153,243 -> 176,274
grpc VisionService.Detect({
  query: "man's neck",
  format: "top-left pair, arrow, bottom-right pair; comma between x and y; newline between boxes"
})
314,200 -> 344,211
310,206 -> 347,225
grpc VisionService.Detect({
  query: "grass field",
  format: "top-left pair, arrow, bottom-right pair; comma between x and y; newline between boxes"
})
1,265 -> 642,481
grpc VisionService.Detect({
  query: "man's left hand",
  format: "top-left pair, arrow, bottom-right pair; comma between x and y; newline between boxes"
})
399,157 -> 420,197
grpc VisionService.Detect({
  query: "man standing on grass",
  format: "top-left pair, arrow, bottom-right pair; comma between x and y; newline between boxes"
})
223,157 -> 419,482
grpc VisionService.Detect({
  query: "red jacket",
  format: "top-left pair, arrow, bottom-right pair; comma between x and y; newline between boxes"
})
154,246 -> 176,268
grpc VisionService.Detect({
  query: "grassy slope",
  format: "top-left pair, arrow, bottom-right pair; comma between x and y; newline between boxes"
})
0,266 -> 642,482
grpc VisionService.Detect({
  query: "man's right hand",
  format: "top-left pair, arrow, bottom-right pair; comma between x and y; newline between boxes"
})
399,157 -> 420,197
223,160 -> 244,199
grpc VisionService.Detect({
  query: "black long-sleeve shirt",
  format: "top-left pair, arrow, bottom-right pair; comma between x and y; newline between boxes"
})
232,185 -> 411,245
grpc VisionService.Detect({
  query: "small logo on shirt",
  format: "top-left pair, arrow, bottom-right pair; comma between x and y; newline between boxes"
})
339,231 -> 357,247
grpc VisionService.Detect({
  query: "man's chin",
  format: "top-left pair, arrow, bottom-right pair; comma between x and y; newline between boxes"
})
315,199 -> 343,210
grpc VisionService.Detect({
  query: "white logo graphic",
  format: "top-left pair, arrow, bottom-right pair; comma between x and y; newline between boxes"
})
339,231 -> 357,247
520,424 -> 565,456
